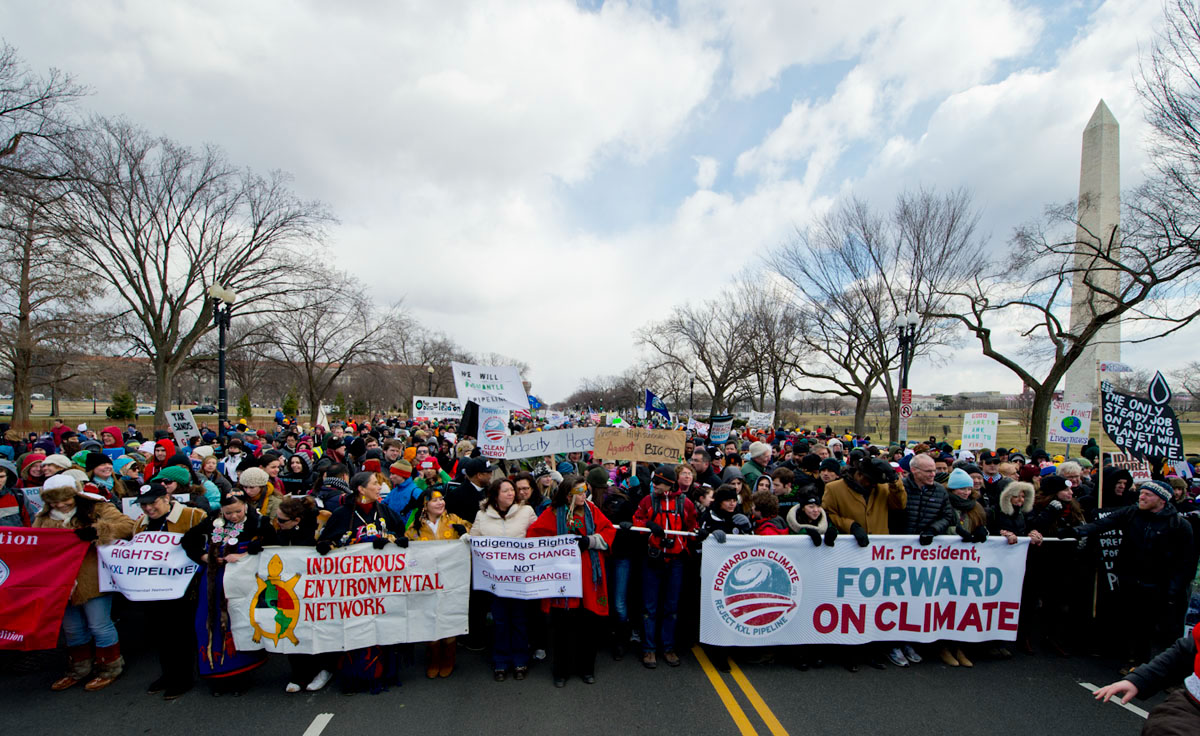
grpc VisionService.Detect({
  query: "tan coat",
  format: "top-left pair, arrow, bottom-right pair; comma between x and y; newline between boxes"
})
34,501 -> 135,605
134,501 -> 207,534
821,478 -> 907,535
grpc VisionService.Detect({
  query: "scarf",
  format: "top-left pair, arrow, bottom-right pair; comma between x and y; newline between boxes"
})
50,507 -> 77,523
92,475 -> 114,491
556,501 -> 601,583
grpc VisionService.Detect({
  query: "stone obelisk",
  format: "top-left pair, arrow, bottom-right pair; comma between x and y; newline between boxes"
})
1063,100 -> 1121,406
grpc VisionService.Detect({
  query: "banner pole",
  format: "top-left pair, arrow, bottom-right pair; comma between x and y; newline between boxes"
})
1093,361 -> 1103,619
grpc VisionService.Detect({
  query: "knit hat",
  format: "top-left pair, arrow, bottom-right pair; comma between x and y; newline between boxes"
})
721,465 -> 743,483
113,456 -> 137,474
138,441 -> 156,456
192,445 -> 214,459
1040,475 -> 1071,496
152,465 -> 192,485
652,467 -> 676,486
1140,480 -> 1173,503
713,487 -> 738,505
389,459 -> 412,479
41,453 -> 73,470
947,468 -> 973,490
362,458 -> 382,473
71,450 -> 90,468
239,466 -> 270,488
818,458 -> 841,474
1039,464 -> 1058,477
84,452 -> 112,473
801,453 -> 821,472
41,473 -> 81,502
556,461 -> 576,474
532,462 -> 551,480
749,441 -> 771,459
64,468 -> 89,484
403,446 -> 417,462
586,466 -> 610,489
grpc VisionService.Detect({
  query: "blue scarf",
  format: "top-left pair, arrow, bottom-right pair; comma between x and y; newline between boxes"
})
556,502 -> 601,583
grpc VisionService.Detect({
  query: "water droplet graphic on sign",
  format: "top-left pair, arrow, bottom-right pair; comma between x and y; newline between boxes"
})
1148,371 -> 1172,406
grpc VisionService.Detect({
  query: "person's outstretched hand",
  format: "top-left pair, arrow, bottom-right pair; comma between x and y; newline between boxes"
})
1093,679 -> 1138,705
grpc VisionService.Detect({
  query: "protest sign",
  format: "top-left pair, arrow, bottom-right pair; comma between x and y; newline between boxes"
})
97,531 -> 199,600
700,535 -> 1028,646
470,535 -> 581,599
0,528 -> 89,650
747,410 -> 775,429
709,415 -> 734,444
411,396 -> 463,421
687,417 -> 710,437
166,409 -> 200,447
592,427 -> 686,464
505,428 -> 595,459
1101,373 -> 1184,461
225,540 -> 469,655
1047,401 -> 1092,445
450,362 -> 529,411
478,406 -> 509,459
961,412 -> 999,451
545,411 -> 569,428
22,486 -> 43,514
1108,452 -> 1153,482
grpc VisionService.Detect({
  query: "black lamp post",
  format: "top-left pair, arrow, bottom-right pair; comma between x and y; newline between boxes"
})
896,311 -> 919,444
208,285 -> 237,431
427,365 -> 434,395
689,373 -> 695,418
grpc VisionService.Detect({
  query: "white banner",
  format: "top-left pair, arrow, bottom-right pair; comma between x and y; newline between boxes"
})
700,535 -> 1028,646
224,541 -> 470,654
166,409 -> 200,447
1047,400 -> 1093,445
470,535 -> 582,599
688,418 -> 710,437
961,412 -> 999,451
748,410 -> 775,428
97,531 -> 199,601
451,361 -> 529,411
505,428 -> 595,459
709,415 -> 734,444
478,405 -> 509,459
411,396 -> 463,421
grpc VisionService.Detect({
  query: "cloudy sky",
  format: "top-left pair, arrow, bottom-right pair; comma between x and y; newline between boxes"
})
2,0 -> 1188,402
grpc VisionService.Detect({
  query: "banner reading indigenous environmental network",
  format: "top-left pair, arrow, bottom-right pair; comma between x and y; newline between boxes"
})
224,540 -> 470,655
0,528 -> 89,651
470,535 -> 582,599
700,535 -> 1028,647
97,531 -> 200,601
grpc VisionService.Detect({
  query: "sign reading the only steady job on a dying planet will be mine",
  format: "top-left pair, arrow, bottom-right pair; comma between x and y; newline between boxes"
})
591,427 -> 685,464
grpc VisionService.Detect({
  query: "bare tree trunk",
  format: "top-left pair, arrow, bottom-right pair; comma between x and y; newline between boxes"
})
854,392 -> 870,435
10,219 -> 33,428
153,359 -> 177,427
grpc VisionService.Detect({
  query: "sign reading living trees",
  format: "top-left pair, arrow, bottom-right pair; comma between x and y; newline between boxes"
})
1100,372 -> 1184,461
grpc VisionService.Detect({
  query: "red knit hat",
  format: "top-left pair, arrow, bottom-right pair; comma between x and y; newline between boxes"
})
362,458 -> 382,473
390,460 -> 413,479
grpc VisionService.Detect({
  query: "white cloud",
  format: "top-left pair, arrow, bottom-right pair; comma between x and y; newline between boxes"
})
693,155 -> 719,189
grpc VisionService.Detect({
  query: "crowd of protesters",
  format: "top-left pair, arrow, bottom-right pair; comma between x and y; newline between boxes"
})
1,412 -> 1198,729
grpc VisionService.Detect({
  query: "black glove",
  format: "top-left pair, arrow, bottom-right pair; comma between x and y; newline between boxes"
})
618,521 -> 633,531
246,540 -> 264,555
394,536 -> 409,548
731,514 -> 751,533
919,532 -> 934,546
74,526 -> 98,542
316,540 -> 333,556
1048,500 -> 1063,511
711,529 -> 727,543
1059,526 -> 1079,539
372,538 -> 389,549
824,525 -> 839,546
972,527 -> 989,543
696,528 -> 711,542
578,534 -> 591,551
451,524 -> 467,536
850,522 -> 869,547
956,525 -> 973,541
647,521 -> 666,539
804,528 -> 822,546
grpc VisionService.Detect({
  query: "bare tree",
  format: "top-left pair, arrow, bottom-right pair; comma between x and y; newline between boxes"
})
51,118 -> 330,424
0,42 -> 85,187
736,278 -> 802,417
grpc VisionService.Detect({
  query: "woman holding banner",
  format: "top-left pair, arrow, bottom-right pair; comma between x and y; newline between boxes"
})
272,495 -> 333,694
182,492 -> 273,695
528,474 -> 617,688
406,485 -> 469,679
1027,475 -> 1087,656
34,474 -> 135,691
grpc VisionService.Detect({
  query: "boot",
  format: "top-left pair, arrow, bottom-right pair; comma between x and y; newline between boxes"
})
51,644 -> 94,691
954,647 -> 973,668
438,638 -> 456,678
425,641 -> 441,679
937,647 -> 959,667
611,622 -> 628,661
85,643 -> 125,691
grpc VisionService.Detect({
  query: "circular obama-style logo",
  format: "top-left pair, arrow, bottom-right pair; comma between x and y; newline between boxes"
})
716,553 -> 800,635
483,415 -> 507,441
0,558 -> 8,587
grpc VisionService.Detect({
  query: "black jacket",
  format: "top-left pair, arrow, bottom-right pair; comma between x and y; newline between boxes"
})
445,481 -> 486,523
1075,503 -> 1195,594
1125,633 -> 1198,697
181,511 -> 275,564
599,489 -> 641,559
319,501 -> 406,547
902,475 -> 955,536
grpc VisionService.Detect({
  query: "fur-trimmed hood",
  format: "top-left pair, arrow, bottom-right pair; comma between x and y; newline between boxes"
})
999,481 -> 1035,516
785,504 -> 829,534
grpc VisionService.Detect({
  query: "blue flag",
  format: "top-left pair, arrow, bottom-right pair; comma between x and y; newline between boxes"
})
644,389 -> 671,422
527,395 -> 543,410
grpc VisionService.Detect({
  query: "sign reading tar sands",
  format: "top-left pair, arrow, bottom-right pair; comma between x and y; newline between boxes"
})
1101,372 -> 1183,461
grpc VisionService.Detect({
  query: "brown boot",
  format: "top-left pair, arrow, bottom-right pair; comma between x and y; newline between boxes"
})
425,641 -> 441,679
954,648 -> 973,668
85,643 -> 125,691
51,645 -> 94,691
438,638 -> 456,678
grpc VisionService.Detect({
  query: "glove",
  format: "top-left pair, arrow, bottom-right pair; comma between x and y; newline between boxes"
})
647,521 -> 666,539
246,540 -> 264,555
316,540 -> 333,556
451,524 -> 467,536
1048,500 -> 1063,511
731,514 -> 751,533
394,536 -> 409,548
578,534 -> 591,551
711,529 -> 727,544
956,525 -> 973,541
74,526 -> 98,542
850,522 -> 869,547
919,532 -> 934,546
823,525 -> 838,547
1059,526 -> 1080,539
372,538 -> 389,549
972,527 -> 989,543
696,528 -> 711,542
618,521 -> 633,532
804,528 -> 822,546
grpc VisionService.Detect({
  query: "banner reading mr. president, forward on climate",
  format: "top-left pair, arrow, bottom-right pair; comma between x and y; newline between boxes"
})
700,535 -> 1028,647
224,540 -> 470,655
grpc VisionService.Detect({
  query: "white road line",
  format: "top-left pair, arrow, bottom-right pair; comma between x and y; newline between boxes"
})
1078,682 -> 1149,719
302,713 -> 334,736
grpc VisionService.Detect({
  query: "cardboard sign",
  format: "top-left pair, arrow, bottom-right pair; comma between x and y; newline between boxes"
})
411,396 -> 463,421
166,409 -> 200,447
1108,452 -> 1153,482
450,362 -> 529,411
1101,373 -> 1184,461
470,535 -> 582,600
592,427 -> 685,464
961,412 -> 999,451
1047,401 -> 1093,445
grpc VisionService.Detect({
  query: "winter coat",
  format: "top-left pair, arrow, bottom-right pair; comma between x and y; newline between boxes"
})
243,488 -> 281,520
633,490 -> 699,558
0,487 -> 31,527
693,466 -> 723,489
406,512 -> 471,542
311,478 -> 350,510
599,488 -> 642,559
902,475 -> 955,536
202,470 -> 233,496
279,456 -> 314,495
947,492 -> 988,537
822,477 -> 907,534
444,480 -> 486,523
143,438 -> 178,482
741,458 -> 771,489
382,477 -> 420,519
1125,629 -> 1199,697
320,501 -> 406,546
1075,503 -> 1195,595
470,503 -> 536,538
527,501 -> 616,616
134,501 -> 207,534
700,506 -> 750,536
785,505 -> 829,535
754,516 -> 789,535
988,483 -> 1034,536
33,499 -> 135,604
271,508 -> 329,546
181,511 -> 275,564
981,475 -> 1010,510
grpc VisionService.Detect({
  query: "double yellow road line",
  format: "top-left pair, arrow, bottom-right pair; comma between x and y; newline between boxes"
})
692,645 -> 789,736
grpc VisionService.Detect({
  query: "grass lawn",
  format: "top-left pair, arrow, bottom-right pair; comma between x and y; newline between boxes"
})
1,400 -> 279,433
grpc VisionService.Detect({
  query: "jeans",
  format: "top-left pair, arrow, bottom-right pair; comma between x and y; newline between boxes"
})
491,596 -> 530,670
608,558 -> 632,623
642,557 -> 684,653
62,594 -> 118,648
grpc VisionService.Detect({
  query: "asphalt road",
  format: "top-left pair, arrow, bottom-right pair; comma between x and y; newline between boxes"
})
0,617 -> 1164,736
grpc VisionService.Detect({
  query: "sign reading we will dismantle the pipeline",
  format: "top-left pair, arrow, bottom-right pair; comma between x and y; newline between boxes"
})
700,535 -> 1029,647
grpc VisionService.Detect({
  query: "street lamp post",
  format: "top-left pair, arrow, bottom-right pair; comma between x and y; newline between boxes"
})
92,382 -> 98,415
208,285 -> 238,432
689,373 -> 695,419
427,365 -> 434,395
895,311 -> 920,444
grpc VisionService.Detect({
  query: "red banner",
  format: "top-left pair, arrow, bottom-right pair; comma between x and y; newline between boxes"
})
0,528 -> 89,651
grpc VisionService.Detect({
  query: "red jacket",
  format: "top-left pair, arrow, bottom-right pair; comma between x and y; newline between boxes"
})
143,438 -> 178,482
526,502 -> 616,616
754,516 -> 789,535
633,491 -> 698,557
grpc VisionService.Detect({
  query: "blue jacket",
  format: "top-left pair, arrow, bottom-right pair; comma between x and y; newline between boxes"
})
383,478 -> 420,520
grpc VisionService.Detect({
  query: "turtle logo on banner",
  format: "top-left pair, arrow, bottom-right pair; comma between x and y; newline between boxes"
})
714,551 -> 799,634
250,555 -> 301,646
1100,372 -> 1184,461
